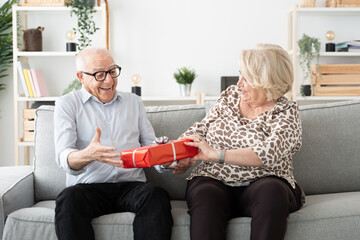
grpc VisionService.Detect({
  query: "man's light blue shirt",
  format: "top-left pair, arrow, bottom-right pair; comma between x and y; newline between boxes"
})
54,88 -> 156,187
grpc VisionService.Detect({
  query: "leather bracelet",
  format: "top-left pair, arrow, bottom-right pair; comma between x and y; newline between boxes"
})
219,149 -> 226,164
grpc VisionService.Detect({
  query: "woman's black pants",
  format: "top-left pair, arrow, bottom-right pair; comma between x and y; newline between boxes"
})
186,176 -> 303,240
55,182 -> 173,240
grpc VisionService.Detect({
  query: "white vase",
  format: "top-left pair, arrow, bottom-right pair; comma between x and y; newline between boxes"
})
179,84 -> 191,96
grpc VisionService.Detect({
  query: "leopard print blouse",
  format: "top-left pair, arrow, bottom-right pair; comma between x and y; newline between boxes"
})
182,85 -> 302,189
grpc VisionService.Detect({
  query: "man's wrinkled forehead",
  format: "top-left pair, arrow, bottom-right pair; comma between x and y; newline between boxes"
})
92,63 -> 116,71
85,53 -> 115,71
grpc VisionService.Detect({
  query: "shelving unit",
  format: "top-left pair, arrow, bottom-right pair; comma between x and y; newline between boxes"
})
287,5 -> 360,102
12,4 -> 106,165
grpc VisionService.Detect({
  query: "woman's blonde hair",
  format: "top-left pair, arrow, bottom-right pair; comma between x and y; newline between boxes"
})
239,44 -> 293,101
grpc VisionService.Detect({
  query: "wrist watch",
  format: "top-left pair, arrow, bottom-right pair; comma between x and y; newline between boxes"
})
219,149 -> 226,164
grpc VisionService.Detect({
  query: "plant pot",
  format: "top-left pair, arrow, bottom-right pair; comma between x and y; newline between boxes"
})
86,0 -> 95,7
179,84 -> 191,96
300,84 -> 312,96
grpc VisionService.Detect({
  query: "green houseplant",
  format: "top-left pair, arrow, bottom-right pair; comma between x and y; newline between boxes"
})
0,0 -> 19,92
66,0 -> 99,50
63,0 -> 99,95
297,33 -> 321,96
173,67 -> 197,96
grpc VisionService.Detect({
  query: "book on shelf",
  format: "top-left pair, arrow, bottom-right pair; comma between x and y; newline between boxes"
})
20,66 -> 35,97
336,40 -> 360,52
17,61 -> 30,97
29,69 -> 49,97
26,68 -> 38,97
348,46 -> 360,52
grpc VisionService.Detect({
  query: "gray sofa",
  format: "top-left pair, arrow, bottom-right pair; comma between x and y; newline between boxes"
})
1,101 -> 360,240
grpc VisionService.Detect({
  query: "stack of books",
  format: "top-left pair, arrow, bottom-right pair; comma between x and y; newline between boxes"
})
17,61 -> 49,98
335,40 -> 360,52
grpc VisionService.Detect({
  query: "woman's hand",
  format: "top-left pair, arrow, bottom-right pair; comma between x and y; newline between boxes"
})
182,135 -> 220,163
173,158 -> 195,174
164,158 -> 195,175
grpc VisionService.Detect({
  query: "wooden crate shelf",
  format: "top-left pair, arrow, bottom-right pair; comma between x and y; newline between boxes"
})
22,109 -> 36,142
311,64 -> 360,96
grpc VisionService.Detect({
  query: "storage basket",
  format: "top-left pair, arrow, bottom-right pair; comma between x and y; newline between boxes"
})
326,0 -> 337,7
337,0 -> 360,7
327,0 -> 360,6
311,64 -> 360,96
23,109 -> 36,142
300,0 -> 316,7
22,0 -> 70,6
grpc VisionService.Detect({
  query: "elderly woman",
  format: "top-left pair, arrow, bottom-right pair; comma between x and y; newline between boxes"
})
174,44 -> 304,240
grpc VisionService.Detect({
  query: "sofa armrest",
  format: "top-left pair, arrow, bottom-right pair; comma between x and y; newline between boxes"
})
0,166 -> 35,238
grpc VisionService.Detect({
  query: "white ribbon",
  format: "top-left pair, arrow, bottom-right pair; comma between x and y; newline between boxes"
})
131,142 -> 178,168
170,142 -> 178,166
132,148 -> 138,168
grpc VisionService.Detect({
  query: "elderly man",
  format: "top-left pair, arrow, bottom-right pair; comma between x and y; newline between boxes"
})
54,47 -> 173,240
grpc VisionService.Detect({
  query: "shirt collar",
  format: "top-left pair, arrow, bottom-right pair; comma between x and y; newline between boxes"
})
79,87 -> 122,105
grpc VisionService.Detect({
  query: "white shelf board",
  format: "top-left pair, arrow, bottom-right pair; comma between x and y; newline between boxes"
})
320,52 -> 360,57
141,96 -> 197,101
296,7 -> 360,14
288,50 -> 360,57
18,96 -> 59,101
18,141 -> 34,147
204,96 -> 219,101
14,5 -> 103,12
18,96 -> 198,102
16,51 -> 77,57
297,96 -> 360,101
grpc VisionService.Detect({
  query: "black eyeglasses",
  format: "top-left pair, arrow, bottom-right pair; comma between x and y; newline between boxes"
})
82,66 -> 122,82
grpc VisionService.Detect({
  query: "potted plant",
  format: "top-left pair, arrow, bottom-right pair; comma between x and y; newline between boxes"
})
66,0 -> 99,50
0,0 -> 19,93
297,33 -> 321,96
173,67 -> 197,96
63,0 -> 99,95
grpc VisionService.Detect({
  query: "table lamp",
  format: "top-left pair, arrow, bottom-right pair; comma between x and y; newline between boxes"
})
66,30 -> 76,52
131,74 -> 142,96
325,30 -> 335,52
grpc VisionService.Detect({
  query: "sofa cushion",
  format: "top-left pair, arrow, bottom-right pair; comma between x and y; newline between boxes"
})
34,106 -> 66,202
34,104 -> 206,201
0,166 -> 34,238
294,100 -> 360,195
144,163 -> 199,200
2,200 -> 189,240
4,192 -> 360,240
145,104 -> 206,140
205,99 -> 360,195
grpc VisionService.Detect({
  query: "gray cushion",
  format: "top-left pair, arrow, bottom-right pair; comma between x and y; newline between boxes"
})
205,99 -> 360,195
204,100 -> 216,113
144,105 -> 205,200
144,163 -> 198,200
34,105 -> 206,201
2,200 -> 189,240
145,104 -> 206,140
0,166 -> 34,238
34,106 -> 66,202
294,100 -> 360,195
4,192 -> 360,240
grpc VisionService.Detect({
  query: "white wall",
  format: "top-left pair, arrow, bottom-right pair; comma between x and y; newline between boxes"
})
112,0 -> 298,96
0,0 -> 299,166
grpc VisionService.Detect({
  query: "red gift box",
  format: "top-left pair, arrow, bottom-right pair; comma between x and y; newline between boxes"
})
121,139 -> 198,168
